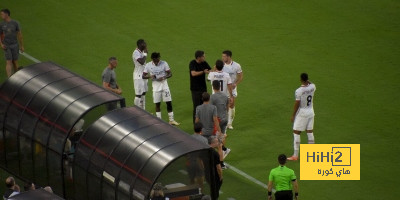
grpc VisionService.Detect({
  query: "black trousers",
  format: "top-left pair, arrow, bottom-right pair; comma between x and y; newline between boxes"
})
191,90 -> 205,123
275,190 -> 293,200
215,179 -> 223,199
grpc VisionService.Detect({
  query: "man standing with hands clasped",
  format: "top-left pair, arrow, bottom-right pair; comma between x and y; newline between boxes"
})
102,57 -> 122,110
102,57 -> 122,95
0,9 -> 24,77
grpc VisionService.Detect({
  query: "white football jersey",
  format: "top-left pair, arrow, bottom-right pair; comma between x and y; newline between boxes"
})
223,61 -> 242,83
143,61 -> 170,92
295,83 -> 316,113
208,71 -> 232,96
132,48 -> 146,79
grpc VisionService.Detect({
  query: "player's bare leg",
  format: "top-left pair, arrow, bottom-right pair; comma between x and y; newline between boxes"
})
306,129 -> 315,144
227,97 -> 235,130
217,137 -> 226,169
155,102 -> 162,119
12,60 -> 18,73
166,101 -> 179,126
140,92 -> 146,109
134,92 -> 146,109
134,94 -> 142,108
288,130 -> 301,161
222,133 -> 231,159
6,60 -> 13,77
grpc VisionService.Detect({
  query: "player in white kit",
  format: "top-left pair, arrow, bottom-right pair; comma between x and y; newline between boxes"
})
222,50 -> 243,130
208,59 -> 233,98
132,39 -> 148,109
287,73 -> 316,161
143,52 -> 180,126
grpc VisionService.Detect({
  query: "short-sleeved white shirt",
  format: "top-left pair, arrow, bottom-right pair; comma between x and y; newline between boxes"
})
143,60 -> 170,92
208,71 -> 232,96
132,48 -> 146,79
223,61 -> 242,83
295,83 -> 316,116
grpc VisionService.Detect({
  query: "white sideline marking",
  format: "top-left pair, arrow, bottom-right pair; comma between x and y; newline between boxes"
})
225,162 -> 276,192
20,51 -> 41,63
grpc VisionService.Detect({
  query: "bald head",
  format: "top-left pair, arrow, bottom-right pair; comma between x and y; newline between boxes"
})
5,176 -> 15,188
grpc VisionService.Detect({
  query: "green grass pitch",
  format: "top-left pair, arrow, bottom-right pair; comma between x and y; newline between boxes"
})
1,0 -> 399,199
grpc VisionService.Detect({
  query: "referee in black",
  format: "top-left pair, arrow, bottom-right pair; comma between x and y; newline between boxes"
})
268,154 -> 299,200
189,50 -> 211,123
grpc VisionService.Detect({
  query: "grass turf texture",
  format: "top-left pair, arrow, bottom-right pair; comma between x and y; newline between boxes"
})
0,0 -> 399,199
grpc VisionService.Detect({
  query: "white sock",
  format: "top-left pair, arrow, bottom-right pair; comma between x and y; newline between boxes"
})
293,133 -> 300,157
228,108 -> 233,125
156,112 -> 162,119
307,132 -> 315,144
168,112 -> 174,122
140,96 -> 146,110
134,97 -> 141,107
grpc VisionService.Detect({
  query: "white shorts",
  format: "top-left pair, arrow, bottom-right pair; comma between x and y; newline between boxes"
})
134,79 -> 148,95
293,115 -> 314,131
153,88 -> 172,103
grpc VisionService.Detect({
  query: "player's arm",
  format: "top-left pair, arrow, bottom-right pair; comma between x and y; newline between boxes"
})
226,97 -> 229,112
216,162 -> 223,181
227,76 -> 233,102
135,50 -> 147,65
0,30 -> 5,49
228,83 -> 233,98
137,57 -> 146,65
17,31 -> 24,52
213,116 -> 221,133
103,82 -> 121,95
165,70 -> 172,79
267,181 -> 273,200
235,72 -> 243,86
142,72 -> 153,79
102,73 -> 120,94
195,107 -> 201,123
191,69 -> 207,77
291,100 -> 300,122
212,106 -> 221,133
189,63 -> 204,77
142,65 -> 155,80
207,73 -> 212,82
292,179 -> 299,199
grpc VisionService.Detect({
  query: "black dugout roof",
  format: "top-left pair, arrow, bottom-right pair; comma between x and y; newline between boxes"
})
74,107 -> 212,200
0,62 -> 125,196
